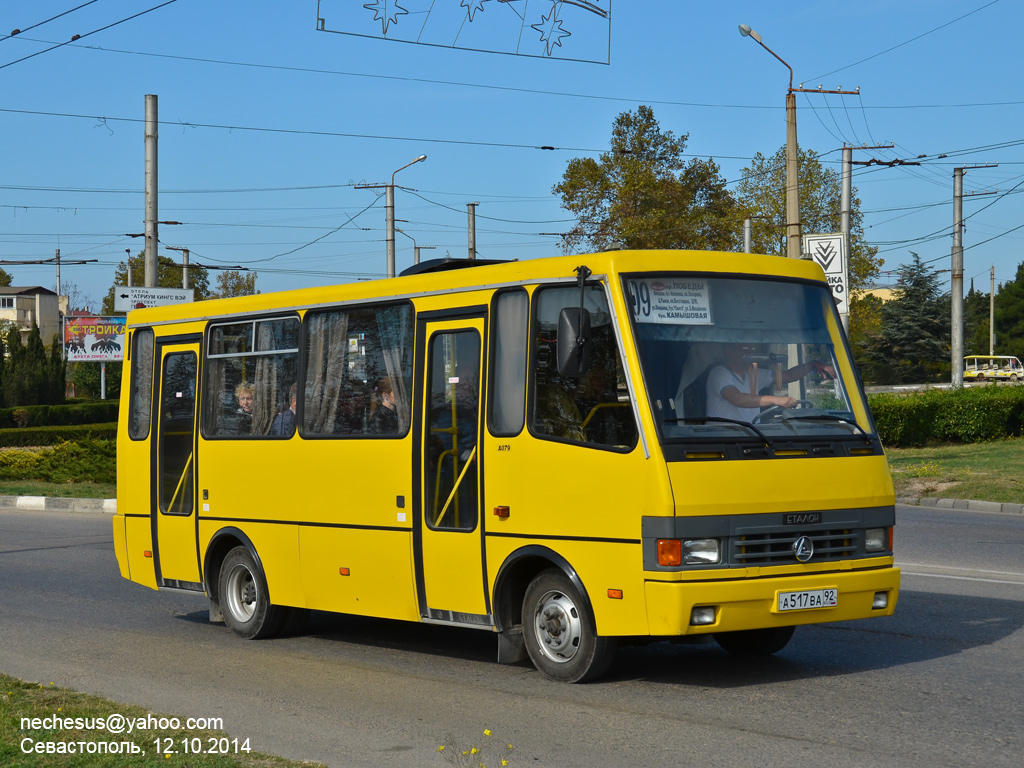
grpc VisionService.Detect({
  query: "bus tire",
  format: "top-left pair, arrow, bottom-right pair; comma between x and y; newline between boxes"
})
714,626 -> 795,657
219,546 -> 284,640
522,569 -> 615,683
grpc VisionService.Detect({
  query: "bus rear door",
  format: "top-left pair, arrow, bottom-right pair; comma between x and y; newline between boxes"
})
151,338 -> 202,587
415,314 -> 490,626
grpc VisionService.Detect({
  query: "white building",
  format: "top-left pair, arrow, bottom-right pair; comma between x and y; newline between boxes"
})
0,286 -> 66,347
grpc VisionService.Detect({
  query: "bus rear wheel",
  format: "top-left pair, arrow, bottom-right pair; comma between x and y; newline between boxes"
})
714,626 -> 795,657
219,546 -> 284,639
522,569 -> 615,683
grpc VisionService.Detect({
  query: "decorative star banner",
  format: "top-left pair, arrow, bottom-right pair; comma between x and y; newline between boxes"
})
316,0 -> 611,64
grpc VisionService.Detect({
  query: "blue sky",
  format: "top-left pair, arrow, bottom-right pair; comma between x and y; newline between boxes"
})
1,0 -> 1021,309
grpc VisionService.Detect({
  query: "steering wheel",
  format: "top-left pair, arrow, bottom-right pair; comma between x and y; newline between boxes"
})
751,400 -> 814,424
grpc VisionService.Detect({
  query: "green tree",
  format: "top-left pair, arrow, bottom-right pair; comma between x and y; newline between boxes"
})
1,325 -> 60,406
553,106 -> 738,253
102,252 -> 210,314
848,292 -> 884,380
865,253 -> 949,384
0,267 -> 13,287
735,146 -> 882,293
67,360 -> 121,400
994,261 -> 1024,359
211,270 -> 259,298
963,280 -> 991,356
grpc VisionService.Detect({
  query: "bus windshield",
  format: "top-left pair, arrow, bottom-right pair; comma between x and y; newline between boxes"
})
624,273 -> 873,444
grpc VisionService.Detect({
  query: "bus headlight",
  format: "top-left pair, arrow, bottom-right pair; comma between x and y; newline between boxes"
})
657,538 -> 721,566
865,528 -> 887,552
682,538 -> 721,565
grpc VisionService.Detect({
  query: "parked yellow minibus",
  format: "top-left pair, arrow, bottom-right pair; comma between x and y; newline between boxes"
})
113,250 -> 899,682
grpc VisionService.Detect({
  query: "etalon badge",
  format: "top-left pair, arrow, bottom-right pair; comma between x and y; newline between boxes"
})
792,536 -> 814,562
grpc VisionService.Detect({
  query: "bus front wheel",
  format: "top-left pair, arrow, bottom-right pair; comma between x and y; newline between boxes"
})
219,546 -> 284,640
714,626 -> 795,657
522,569 -> 615,683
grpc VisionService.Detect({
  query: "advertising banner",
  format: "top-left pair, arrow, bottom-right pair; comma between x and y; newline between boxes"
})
64,316 -> 127,362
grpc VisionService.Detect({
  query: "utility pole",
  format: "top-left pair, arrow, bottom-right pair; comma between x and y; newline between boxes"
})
739,25 -> 861,259
467,202 -> 478,260
166,246 -> 190,289
126,248 -> 133,287
355,155 -> 426,278
951,164 -> 998,388
743,218 -> 752,253
55,248 -> 61,297
842,143 -> 897,334
990,265 -> 996,355
144,94 -> 159,287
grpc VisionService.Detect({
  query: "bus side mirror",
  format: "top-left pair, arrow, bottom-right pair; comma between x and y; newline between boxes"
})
557,307 -> 591,377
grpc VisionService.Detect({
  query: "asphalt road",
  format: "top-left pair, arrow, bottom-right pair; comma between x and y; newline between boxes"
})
1,506 -> 1021,768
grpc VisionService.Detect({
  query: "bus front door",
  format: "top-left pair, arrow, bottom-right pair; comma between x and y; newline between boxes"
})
151,340 -> 202,588
417,317 -> 490,626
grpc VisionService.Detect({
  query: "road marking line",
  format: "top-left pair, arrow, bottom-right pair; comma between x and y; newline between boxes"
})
902,571 -> 1024,586
898,562 -> 1023,577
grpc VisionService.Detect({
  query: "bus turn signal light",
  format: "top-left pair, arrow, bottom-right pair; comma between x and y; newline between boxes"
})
143,551 -> 152,558
493,506 -> 510,518
607,589 -> 623,599
657,539 -> 682,566
339,567 -> 350,576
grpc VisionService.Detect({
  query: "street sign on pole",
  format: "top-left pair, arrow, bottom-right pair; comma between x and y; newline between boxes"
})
804,233 -> 849,318
113,286 -> 194,312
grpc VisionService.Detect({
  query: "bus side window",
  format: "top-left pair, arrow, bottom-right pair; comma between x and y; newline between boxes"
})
303,302 -> 414,437
129,328 -> 154,440
490,289 -> 528,436
204,317 -> 299,438
530,285 -> 638,450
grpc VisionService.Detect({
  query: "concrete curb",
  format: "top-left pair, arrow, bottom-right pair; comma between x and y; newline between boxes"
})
0,496 -> 116,513
897,496 -> 1023,515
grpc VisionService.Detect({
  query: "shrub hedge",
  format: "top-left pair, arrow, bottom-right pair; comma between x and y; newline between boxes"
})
868,385 -> 1024,447
0,439 -> 116,485
0,423 -> 118,447
0,401 -> 118,429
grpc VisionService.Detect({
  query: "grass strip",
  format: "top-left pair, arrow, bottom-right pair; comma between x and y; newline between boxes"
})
886,437 -> 1024,504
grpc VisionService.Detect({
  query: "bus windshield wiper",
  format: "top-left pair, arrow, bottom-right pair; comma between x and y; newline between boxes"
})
666,416 -> 772,444
778,413 -> 866,434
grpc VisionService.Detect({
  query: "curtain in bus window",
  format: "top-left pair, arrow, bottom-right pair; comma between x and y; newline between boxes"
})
304,311 -> 349,434
129,329 -> 154,440
375,305 -> 412,433
252,323 -> 280,436
491,291 -> 528,435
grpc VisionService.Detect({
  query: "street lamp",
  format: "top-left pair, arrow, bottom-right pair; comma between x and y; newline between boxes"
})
386,155 -> 427,278
739,24 -> 801,259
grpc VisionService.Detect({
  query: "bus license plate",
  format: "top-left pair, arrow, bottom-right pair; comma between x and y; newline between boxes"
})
777,588 -> 838,612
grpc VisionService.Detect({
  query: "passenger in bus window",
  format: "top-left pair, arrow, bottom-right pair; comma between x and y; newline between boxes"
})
271,383 -> 297,437
705,343 -> 835,422
368,377 -> 399,435
233,382 -> 255,434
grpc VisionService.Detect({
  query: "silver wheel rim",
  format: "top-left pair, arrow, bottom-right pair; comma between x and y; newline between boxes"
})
532,588 -> 582,664
224,563 -> 257,622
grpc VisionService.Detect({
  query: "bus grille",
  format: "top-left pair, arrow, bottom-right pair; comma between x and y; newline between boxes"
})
733,529 -> 857,565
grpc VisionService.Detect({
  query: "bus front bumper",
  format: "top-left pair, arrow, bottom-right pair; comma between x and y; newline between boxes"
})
644,566 -> 900,636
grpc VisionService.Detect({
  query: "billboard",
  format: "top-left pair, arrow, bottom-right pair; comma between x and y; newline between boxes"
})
64,316 -> 127,362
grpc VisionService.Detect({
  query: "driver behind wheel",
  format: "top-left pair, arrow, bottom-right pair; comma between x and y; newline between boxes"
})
705,343 -> 834,422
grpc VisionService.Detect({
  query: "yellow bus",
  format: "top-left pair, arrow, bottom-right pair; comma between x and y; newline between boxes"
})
963,355 -> 1023,382
113,250 -> 900,682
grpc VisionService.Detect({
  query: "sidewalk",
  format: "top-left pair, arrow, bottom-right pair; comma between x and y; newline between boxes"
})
0,495 -> 116,513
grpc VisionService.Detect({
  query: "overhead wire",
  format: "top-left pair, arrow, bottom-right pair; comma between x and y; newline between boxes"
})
0,0 -> 103,44
0,1 -> 178,71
